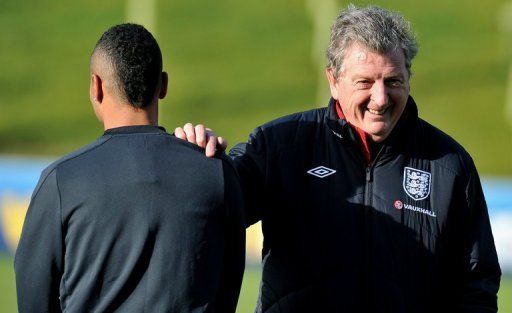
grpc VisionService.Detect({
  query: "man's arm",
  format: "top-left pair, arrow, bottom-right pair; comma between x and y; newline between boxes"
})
14,168 -> 64,313
213,159 -> 246,313
229,127 -> 268,226
462,160 -> 501,313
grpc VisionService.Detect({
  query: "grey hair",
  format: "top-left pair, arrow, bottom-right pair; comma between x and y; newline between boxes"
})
327,5 -> 418,78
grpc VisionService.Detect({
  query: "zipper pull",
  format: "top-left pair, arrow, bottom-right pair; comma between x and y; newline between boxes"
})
366,167 -> 372,182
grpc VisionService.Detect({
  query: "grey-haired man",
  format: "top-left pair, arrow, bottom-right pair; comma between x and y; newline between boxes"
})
177,5 -> 501,313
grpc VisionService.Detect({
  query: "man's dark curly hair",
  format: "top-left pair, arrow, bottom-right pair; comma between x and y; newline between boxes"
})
93,23 -> 162,108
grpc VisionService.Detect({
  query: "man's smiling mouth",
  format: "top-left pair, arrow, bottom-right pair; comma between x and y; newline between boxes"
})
367,107 -> 388,115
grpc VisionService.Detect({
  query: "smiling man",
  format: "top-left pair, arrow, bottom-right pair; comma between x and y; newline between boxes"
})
177,5 -> 501,313
327,43 -> 409,141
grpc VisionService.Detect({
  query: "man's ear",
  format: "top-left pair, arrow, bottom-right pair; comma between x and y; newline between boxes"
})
90,74 -> 104,105
158,72 -> 168,99
325,68 -> 340,100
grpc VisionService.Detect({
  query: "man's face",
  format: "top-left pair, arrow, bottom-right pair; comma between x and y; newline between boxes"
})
327,43 -> 410,143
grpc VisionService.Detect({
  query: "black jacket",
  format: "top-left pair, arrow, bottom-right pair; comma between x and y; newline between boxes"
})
231,97 -> 501,313
15,125 -> 245,313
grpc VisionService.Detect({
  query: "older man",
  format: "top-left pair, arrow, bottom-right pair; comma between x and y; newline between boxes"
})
15,24 -> 245,313
177,5 -> 501,313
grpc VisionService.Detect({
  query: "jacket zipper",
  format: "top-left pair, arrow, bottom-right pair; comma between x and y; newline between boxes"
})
362,145 -> 384,309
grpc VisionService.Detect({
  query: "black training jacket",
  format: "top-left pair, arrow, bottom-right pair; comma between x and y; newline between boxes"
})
231,97 -> 501,313
15,125 -> 245,313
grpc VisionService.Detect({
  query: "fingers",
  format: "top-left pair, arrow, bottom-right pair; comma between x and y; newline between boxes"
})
175,123 -> 226,158
174,127 -> 186,140
183,123 -> 196,144
205,135 -> 217,157
218,136 -> 228,151
195,124 -> 207,148
203,128 -> 214,157
205,134 -> 228,157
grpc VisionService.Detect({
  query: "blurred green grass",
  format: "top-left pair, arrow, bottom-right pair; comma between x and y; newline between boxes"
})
0,256 -> 16,312
0,0 -> 510,174
1,256 -> 510,312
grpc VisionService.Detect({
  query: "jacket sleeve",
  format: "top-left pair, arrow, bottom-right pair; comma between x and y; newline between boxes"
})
462,160 -> 501,313
229,126 -> 267,226
212,158 -> 246,313
14,168 -> 64,313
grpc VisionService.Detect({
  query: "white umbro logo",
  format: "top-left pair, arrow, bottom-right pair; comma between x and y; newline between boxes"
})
307,166 -> 336,178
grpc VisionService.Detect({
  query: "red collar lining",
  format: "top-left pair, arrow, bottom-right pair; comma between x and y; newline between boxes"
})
335,101 -> 372,165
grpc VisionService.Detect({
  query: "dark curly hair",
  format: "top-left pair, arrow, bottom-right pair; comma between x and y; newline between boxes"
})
93,23 -> 162,108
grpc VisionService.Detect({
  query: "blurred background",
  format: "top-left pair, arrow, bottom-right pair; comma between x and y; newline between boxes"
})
1,0 -> 511,311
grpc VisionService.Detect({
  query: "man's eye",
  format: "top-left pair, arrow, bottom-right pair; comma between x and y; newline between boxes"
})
386,80 -> 402,87
356,81 -> 372,88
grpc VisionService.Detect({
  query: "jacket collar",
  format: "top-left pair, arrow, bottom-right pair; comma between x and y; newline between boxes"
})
103,125 -> 167,135
325,98 -> 359,145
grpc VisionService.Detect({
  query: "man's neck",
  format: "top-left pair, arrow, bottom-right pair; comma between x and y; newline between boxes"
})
103,116 -> 157,130
102,102 -> 158,130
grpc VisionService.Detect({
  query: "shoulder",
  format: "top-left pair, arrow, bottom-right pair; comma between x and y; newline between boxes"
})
251,107 -> 327,149
45,136 -> 112,171
259,107 -> 327,133
416,118 -> 474,174
33,136 -> 112,196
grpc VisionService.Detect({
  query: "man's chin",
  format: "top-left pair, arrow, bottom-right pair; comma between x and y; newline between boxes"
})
366,128 -> 391,143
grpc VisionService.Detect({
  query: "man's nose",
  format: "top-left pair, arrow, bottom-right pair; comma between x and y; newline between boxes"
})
370,81 -> 388,107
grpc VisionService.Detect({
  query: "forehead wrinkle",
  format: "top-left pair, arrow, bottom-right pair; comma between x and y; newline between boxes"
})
344,47 -> 407,79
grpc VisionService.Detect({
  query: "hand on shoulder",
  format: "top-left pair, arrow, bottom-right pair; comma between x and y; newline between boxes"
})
174,123 -> 228,157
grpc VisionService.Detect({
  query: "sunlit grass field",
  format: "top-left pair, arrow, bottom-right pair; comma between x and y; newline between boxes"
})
0,0 -> 510,174
1,256 -> 510,312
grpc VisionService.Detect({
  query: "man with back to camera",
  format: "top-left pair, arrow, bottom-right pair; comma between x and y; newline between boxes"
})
177,5 -> 501,313
14,23 -> 245,313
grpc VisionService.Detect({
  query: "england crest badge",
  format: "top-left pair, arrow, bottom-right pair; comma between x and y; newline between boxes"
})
403,167 -> 431,201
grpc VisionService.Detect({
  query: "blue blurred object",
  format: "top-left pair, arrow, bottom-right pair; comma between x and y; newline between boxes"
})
0,156 -> 52,194
483,178 -> 512,273
0,156 -> 52,253
0,155 -> 511,272
483,178 -> 512,213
